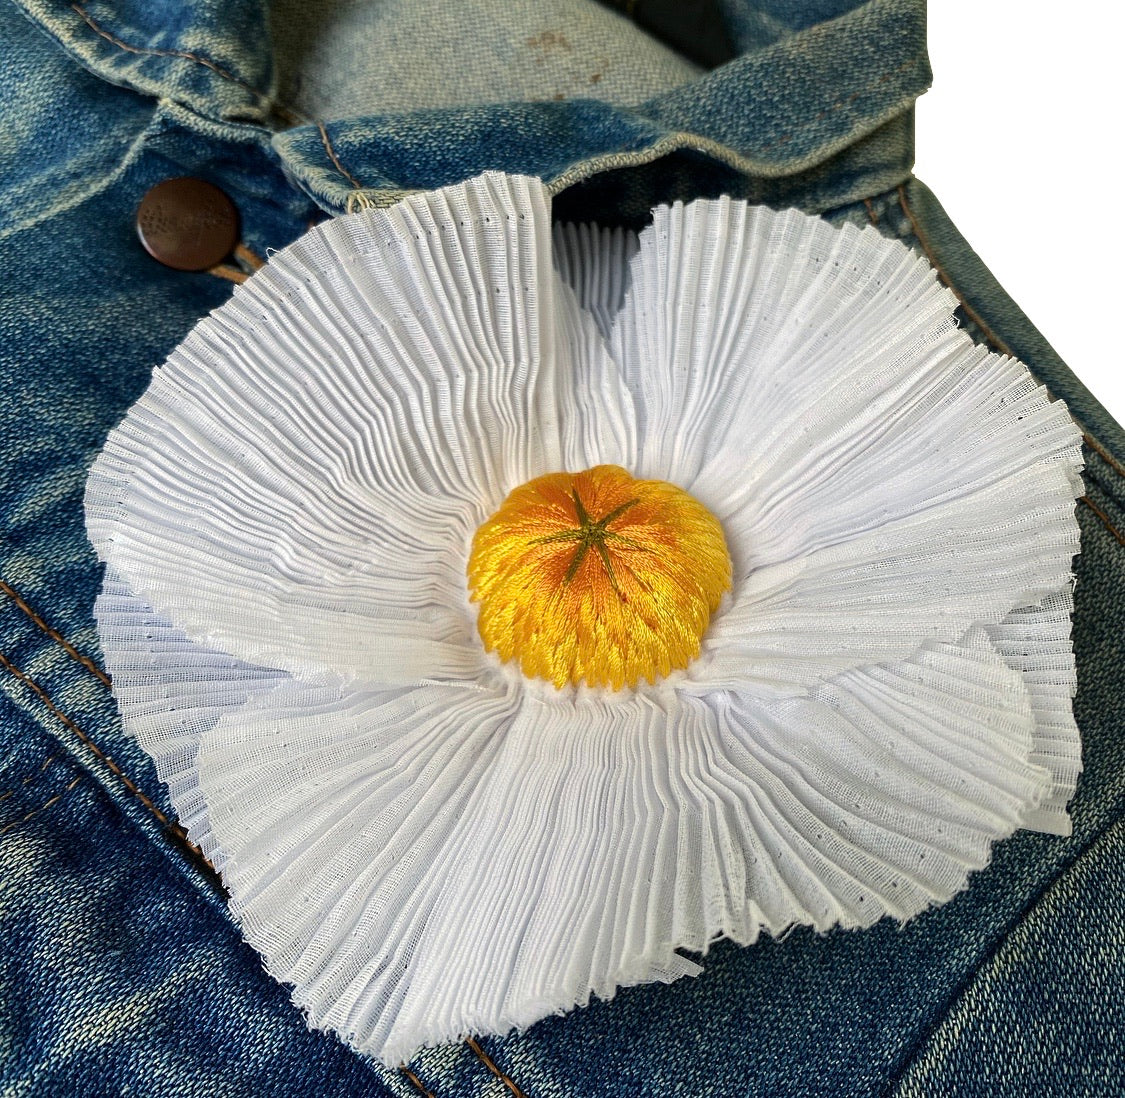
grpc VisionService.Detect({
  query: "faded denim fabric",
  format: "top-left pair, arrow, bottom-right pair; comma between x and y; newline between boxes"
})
1,1 -> 1122,1095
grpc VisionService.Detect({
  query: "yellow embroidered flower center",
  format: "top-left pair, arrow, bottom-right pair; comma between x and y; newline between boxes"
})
468,465 -> 732,690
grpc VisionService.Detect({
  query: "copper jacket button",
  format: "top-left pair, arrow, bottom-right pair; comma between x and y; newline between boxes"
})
136,178 -> 239,271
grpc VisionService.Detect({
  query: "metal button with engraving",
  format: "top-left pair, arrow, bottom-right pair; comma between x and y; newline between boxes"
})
136,178 -> 239,271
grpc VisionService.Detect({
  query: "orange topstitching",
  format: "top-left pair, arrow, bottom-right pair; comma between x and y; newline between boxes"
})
465,1038 -> 530,1098
70,3 -> 363,192
1079,493 -> 1125,547
0,648 -> 202,857
399,1065 -> 437,1098
0,578 -> 111,687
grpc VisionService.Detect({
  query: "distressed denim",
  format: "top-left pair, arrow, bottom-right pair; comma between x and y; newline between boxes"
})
1,1 -> 1123,1095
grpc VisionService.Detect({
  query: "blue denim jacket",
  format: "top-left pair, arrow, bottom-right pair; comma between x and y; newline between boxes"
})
2,1 -> 1123,1094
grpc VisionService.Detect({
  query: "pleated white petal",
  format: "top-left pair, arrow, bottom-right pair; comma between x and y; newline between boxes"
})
85,177 -> 1085,1067
987,590 -> 1081,834
612,200 -> 962,488
550,221 -> 639,469
85,173 -> 635,688
609,199 -> 1082,690
612,201 -> 1082,553
93,570 -> 286,871
703,628 -> 1051,925
690,451 -> 1080,694
552,221 -> 639,341
552,276 -> 637,473
90,609 -> 1032,1065
696,629 -> 1050,930
200,680 -> 526,1055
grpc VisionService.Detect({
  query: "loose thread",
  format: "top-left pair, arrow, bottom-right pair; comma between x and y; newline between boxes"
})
0,754 -> 58,803
0,776 -> 83,837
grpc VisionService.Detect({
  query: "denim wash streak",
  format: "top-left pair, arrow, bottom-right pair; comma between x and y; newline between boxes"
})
1,1 -> 1123,1095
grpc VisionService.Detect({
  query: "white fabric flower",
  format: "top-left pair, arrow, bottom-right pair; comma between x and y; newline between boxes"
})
85,172 -> 1083,1067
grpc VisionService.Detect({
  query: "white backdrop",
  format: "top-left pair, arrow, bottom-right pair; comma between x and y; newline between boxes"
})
915,3 -> 1124,427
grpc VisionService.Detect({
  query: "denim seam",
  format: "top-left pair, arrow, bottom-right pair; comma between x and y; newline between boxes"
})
1080,495 -> 1125,548
860,190 -> 1125,1083
0,753 -> 59,804
399,1065 -> 437,1098
70,3 -> 366,192
465,1038 -> 530,1098
884,809 -> 1125,1097
0,590 -> 508,1094
315,120 -> 365,193
894,184 -> 1125,493
0,648 -> 196,850
0,774 -> 83,837
1083,451 -> 1125,520
334,52 -> 925,214
71,3 -> 279,117
0,577 -> 112,688
0,653 -> 418,1090
548,62 -> 924,193
1082,433 -> 1125,483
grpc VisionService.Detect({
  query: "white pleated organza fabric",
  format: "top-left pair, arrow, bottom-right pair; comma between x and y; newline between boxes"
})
85,172 -> 1083,1067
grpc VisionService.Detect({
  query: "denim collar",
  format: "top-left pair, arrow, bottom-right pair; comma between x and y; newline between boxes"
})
16,0 -> 929,215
